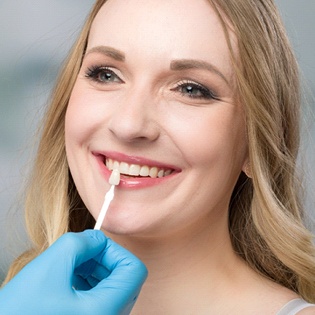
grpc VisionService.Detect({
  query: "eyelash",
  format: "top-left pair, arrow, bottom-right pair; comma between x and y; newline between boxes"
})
172,80 -> 218,101
85,65 -> 123,84
85,65 -> 219,101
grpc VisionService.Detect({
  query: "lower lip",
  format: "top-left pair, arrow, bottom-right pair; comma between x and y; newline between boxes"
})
94,155 -> 179,189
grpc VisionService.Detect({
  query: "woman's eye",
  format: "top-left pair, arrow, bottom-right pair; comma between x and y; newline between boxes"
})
172,81 -> 218,100
85,66 -> 123,84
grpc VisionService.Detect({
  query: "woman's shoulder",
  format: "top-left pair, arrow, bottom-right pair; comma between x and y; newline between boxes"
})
276,299 -> 315,315
295,305 -> 315,315
233,261 -> 312,315
297,307 -> 315,315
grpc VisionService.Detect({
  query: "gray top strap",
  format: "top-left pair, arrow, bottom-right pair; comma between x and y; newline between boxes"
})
277,299 -> 315,315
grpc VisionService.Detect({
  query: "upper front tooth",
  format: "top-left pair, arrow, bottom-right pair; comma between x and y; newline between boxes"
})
113,160 -> 120,170
107,158 -> 113,170
140,165 -> 150,176
119,162 -> 129,174
129,164 -> 141,176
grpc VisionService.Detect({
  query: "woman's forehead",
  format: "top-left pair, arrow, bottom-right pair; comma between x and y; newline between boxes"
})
88,0 -> 236,81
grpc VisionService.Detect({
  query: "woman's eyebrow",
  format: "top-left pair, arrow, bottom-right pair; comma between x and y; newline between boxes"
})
170,59 -> 229,85
84,47 -> 228,84
85,45 -> 125,62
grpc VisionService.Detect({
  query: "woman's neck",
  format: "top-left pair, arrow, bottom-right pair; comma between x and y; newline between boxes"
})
106,218 -> 249,314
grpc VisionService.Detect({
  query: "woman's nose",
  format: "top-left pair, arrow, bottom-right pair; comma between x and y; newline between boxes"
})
107,88 -> 160,143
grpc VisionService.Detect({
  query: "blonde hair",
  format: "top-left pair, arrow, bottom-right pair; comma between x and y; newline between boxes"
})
209,0 -> 315,301
4,0 -> 315,302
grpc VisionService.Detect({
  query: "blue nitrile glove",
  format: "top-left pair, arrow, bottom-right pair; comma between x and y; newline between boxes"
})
0,230 -> 147,315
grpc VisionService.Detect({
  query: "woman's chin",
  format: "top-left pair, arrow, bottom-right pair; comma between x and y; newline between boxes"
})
102,215 -> 166,239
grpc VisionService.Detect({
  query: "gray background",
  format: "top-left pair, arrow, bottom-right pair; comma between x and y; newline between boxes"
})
1,1 -> 314,284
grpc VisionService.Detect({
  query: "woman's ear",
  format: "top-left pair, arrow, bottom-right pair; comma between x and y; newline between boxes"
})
242,160 -> 252,178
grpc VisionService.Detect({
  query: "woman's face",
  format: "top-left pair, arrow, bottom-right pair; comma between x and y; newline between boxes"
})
65,0 -> 248,237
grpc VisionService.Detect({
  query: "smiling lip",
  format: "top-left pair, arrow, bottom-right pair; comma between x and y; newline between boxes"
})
93,151 -> 181,189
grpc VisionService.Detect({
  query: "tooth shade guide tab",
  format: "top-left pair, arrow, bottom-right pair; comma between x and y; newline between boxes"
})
94,170 -> 120,230
109,169 -> 120,185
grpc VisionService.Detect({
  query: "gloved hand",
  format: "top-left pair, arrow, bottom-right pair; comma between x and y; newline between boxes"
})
0,230 -> 147,315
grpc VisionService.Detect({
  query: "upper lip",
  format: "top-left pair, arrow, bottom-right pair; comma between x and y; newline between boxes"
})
93,150 -> 181,172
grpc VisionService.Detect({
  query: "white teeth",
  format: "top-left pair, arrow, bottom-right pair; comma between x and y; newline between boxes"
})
105,158 -> 173,178
107,158 -> 113,170
149,167 -> 158,178
113,160 -> 120,170
119,162 -> 129,174
158,170 -> 164,178
129,164 -> 141,176
164,170 -> 172,176
140,165 -> 149,176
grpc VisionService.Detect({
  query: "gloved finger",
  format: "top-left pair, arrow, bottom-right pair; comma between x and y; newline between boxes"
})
74,259 -> 111,290
30,230 -> 108,290
74,258 -> 98,280
90,237 -> 148,298
74,238 -> 147,315
73,273 -> 102,291
85,262 -> 111,283
98,237 -> 148,282
72,273 -> 92,291
54,230 -> 108,268
3,231 -> 106,292
75,258 -> 110,281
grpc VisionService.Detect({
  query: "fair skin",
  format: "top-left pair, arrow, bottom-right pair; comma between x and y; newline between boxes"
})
65,0 -> 314,313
